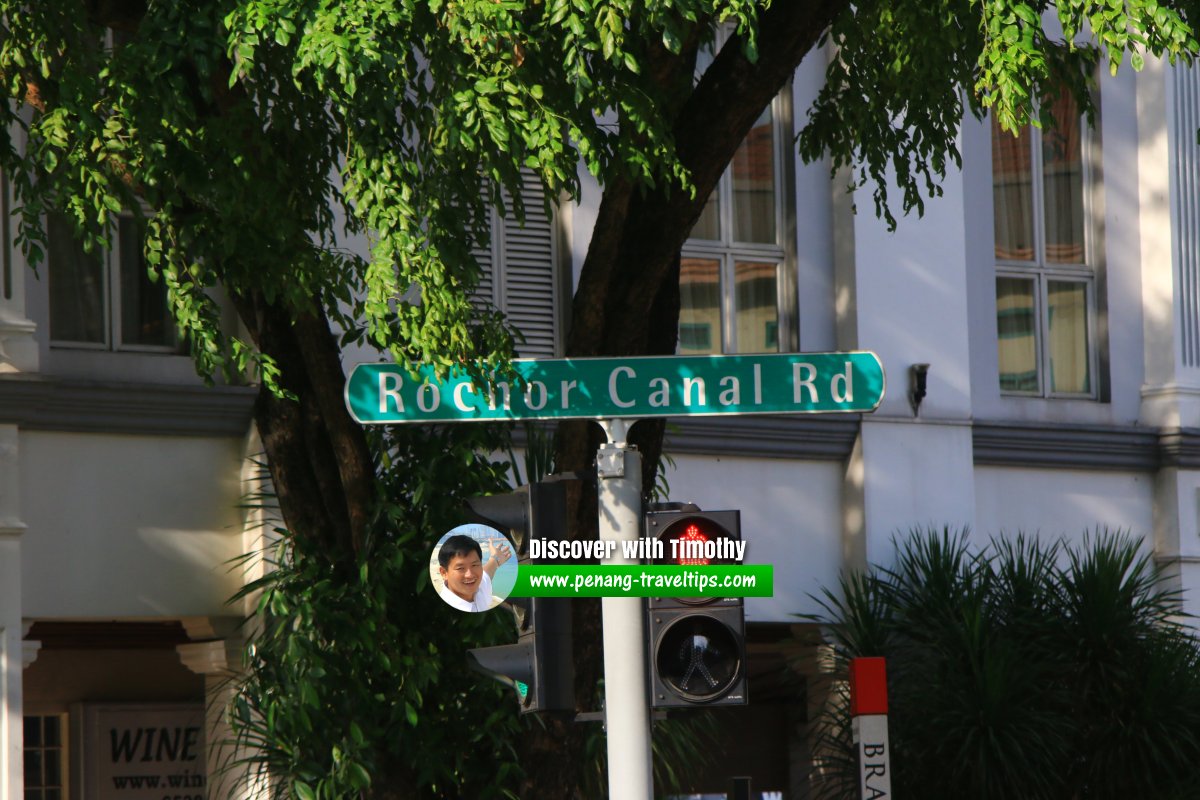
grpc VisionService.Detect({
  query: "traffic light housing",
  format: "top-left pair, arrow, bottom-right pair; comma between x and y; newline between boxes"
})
464,479 -> 575,713
644,507 -> 747,708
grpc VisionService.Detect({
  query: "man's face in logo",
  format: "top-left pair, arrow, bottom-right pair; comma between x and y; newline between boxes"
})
440,552 -> 483,601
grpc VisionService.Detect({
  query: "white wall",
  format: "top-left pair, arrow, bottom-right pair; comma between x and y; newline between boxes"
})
20,432 -> 245,618
852,420 -> 977,568
974,465 -> 1155,545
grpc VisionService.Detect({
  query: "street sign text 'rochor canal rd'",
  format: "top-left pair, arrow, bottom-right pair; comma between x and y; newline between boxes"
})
345,352 -> 885,424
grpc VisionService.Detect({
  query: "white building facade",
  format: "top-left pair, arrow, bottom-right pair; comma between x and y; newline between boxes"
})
0,41 -> 1198,799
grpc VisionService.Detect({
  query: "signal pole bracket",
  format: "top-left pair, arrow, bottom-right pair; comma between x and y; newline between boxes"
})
596,418 -> 637,479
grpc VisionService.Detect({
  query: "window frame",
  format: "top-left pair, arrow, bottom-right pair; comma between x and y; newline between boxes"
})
991,96 -> 1101,400
680,86 -> 798,355
47,211 -> 179,355
23,713 -> 68,800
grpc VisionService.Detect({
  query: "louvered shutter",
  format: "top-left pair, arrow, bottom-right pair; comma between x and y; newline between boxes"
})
469,186 -> 498,316
499,172 -> 559,358
472,172 -> 560,358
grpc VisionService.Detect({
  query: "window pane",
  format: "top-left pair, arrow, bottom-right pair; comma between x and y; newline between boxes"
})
42,750 -> 60,788
692,189 -> 720,241
24,749 -> 42,787
24,716 -> 41,748
734,261 -> 779,353
679,257 -> 720,355
731,106 -> 776,244
1047,280 -> 1090,394
992,119 -> 1035,262
42,717 -> 59,748
1042,93 -> 1085,264
119,216 -> 173,347
48,214 -> 106,343
996,277 -> 1039,392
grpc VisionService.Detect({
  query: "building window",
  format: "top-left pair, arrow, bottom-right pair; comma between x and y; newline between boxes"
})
48,213 -> 176,352
680,44 -> 793,355
992,90 -> 1096,397
24,715 -> 66,800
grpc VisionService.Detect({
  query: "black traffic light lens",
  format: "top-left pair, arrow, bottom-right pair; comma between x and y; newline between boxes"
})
654,614 -> 742,703
654,516 -> 738,566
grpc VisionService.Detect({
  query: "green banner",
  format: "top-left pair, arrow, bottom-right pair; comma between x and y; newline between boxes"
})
346,352 -> 884,423
508,564 -> 773,598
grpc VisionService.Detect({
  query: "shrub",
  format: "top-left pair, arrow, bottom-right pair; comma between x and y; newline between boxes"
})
808,528 -> 1200,800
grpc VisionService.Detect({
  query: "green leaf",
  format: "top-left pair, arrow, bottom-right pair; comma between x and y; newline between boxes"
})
1016,4 -> 1040,26
347,762 -> 371,790
662,25 -> 681,54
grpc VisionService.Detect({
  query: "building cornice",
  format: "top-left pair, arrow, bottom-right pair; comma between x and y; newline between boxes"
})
1156,427 -> 1200,468
972,420 -> 1162,471
663,415 -> 861,461
657,416 -> 1200,473
0,374 -> 255,437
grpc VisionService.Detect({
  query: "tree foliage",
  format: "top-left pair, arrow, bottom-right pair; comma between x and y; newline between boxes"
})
0,0 -> 767,382
808,529 -> 1200,800
230,423 -> 524,798
800,0 -> 1200,227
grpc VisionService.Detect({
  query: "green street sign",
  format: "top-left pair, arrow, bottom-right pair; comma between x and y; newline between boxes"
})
345,352 -> 885,424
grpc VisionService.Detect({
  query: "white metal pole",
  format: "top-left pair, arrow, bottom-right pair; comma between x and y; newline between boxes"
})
596,420 -> 652,800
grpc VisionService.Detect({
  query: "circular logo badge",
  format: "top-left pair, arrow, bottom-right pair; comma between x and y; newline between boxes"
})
430,524 -> 517,612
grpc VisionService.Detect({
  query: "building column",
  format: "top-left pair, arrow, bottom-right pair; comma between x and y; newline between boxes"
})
1139,59 -> 1200,428
0,425 -> 25,800
1151,465 -> 1200,619
1137,59 -> 1200,619
0,620 -> 22,800
177,618 -> 246,800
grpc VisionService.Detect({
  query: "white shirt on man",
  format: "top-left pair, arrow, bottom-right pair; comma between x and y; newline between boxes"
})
439,570 -> 494,612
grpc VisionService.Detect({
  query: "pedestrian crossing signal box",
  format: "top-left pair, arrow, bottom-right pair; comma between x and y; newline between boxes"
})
643,508 -> 747,708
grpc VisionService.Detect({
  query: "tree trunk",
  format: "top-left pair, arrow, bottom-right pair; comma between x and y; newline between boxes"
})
229,289 -> 375,559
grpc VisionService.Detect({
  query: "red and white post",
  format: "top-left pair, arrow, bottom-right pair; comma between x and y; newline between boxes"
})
849,657 -> 892,799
